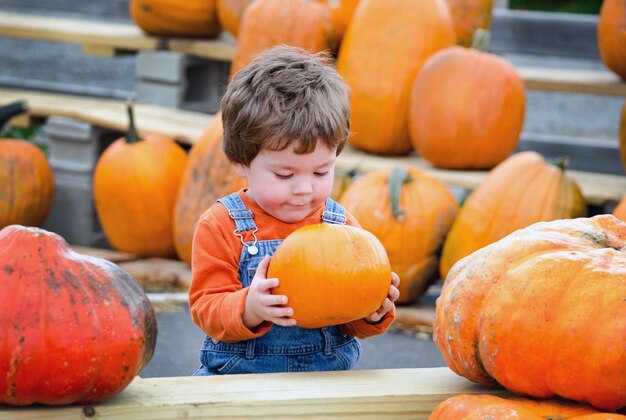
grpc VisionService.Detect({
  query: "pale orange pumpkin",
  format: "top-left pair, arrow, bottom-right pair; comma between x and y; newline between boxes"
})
598,0 -> 626,80
445,0 -> 494,47
434,215 -> 626,411
130,0 -> 222,37
173,113 -> 245,263
230,0 -> 337,77
336,0 -> 456,155
339,166 -> 458,303
409,30 -> 525,169
430,394 -> 617,419
268,223 -> 390,328
93,104 -> 188,258
439,151 -> 587,278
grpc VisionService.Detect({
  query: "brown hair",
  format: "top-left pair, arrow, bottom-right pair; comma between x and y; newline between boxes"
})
221,45 -> 351,166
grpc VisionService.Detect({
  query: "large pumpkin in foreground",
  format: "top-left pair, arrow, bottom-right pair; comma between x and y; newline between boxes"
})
269,223 -> 390,328
434,215 -> 626,411
0,225 -> 157,406
430,394 -> 618,419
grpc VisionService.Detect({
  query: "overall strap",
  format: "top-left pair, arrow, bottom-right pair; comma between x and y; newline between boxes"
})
217,193 -> 257,232
322,198 -> 347,224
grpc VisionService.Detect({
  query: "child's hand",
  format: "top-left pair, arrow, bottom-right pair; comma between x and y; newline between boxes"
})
243,254 -> 297,329
365,272 -> 400,324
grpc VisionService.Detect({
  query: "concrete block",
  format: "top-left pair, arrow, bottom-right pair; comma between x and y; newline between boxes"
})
136,51 -> 187,84
137,80 -> 186,109
490,9 -> 600,59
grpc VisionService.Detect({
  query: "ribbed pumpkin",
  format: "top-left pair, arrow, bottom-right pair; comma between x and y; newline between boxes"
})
130,0 -> 221,37
93,104 -> 188,258
336,0 -> 456,155
408,31 -> 525,169
619,101 -> 626,170
339,166 -> 458,303
614,196 -> 626,222
598,0 -> 626,80
0,225 -> 157,405
173,113 -> 245,263
440,151 -> 587,278
0,101 -> 54,230
216,0 -> 256,37
269,223 -> 391,328
430,394 -> 617,419
445,0 -> 494,47
434,215 -> 626,411
229,0 -> 337,77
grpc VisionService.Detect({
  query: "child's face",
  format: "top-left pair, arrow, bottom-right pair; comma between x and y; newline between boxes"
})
235,139 -> 337,223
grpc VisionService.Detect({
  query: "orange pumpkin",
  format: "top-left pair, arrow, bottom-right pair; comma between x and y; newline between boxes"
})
614,196 -> 626,222
0,225 -> 157,405
93,104 -> 188,258
268,223 -> 390,328
216,0 -> 256,37
409,31 -> 525,169
434,215 -> 626,411
430,394 -> 617,419
598,0 -> 626,80
445,0 -> 494,47
440,151 -> 587,278
129,0 -> 221,37
336,0 -> 456,155
339,166 -> 458,303
318,0 -> 361,46
620,99 -> 625,171
230,0 -> 337,77
173,113 -> 245,263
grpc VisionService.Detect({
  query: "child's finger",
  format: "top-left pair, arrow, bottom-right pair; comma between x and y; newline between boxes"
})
254,254 -> 272,279
391,272 -> 400,287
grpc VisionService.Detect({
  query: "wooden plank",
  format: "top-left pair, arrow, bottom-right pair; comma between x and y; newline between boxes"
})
0,11 -> 164,54
69,245 -> 140,264
0,88 -> 211,145
336,145 -> 626,207
519,66 -> 626,97
118,258 -> 192,292
167,34 -> 236,63
0,368 -> 511,419
394,303 -> 436,335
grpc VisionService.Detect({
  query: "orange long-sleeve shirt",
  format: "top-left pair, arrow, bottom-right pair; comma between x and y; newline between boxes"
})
189,190 -> 395,343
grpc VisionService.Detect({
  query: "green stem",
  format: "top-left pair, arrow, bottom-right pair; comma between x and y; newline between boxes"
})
470,28 -> 491,53
0,101 -> 28,132
125,100 -> 142,144
548,156 -> 569,172
388,166 -> 412,221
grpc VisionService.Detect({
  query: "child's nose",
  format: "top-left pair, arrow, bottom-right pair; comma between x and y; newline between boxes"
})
292,178 -> 313,194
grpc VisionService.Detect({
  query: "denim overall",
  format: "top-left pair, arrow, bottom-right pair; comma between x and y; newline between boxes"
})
193,193 -> 361,375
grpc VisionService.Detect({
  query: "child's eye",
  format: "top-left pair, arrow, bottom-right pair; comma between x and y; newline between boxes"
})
274,173 -> 293,179
314,171 -> 329,177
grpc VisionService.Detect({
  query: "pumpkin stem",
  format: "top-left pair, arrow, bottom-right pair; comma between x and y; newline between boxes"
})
470,28 -> 491,53
548,156 -> 569,171
388,166 -> 412,221
125,100 -> 142,144
0,100 -> 28,132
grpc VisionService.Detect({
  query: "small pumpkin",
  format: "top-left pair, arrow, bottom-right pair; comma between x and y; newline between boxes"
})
130,0 -> 222,37
430,394 -> 618,419
445,0 -> 494,47
434,215 -> 626,411
439,151 -> 587,278
268,223 -> 390,328
0,101 -> 54,230
598,0 -> 626,80
173,112 -> 245,263
93,103 -> 188,258
0,225 -> 157,405
230,0 -> 337,77
408,30 -> 525,169
339,166 -> 458,303
336,0 -> 456,155
614,195 -> 626,222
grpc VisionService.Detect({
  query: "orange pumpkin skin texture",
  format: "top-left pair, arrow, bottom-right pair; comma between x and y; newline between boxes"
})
445,0 -> 494,47
614,196 -> 626,222
336,0 -> 456,155
173,113 -> 245,263
216,0 -> 256,37
409,45 -> 525,169
230,0 -> 337,77
429,394 -> 616,420
318,0 -> 361,45
598,0 -> 626,80
268,223 -> 391,329
439,151 -> 587,278
434,215 -> 626,411
620,99 -> 626,171
0,139 -> 54,229
339,166 -> 458,303
0,225 -> 157,406
130,0 -> 222,37
94,133 -> 188,258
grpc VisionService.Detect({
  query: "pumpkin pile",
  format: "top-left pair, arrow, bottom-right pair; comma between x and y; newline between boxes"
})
0,224 -> 157,406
